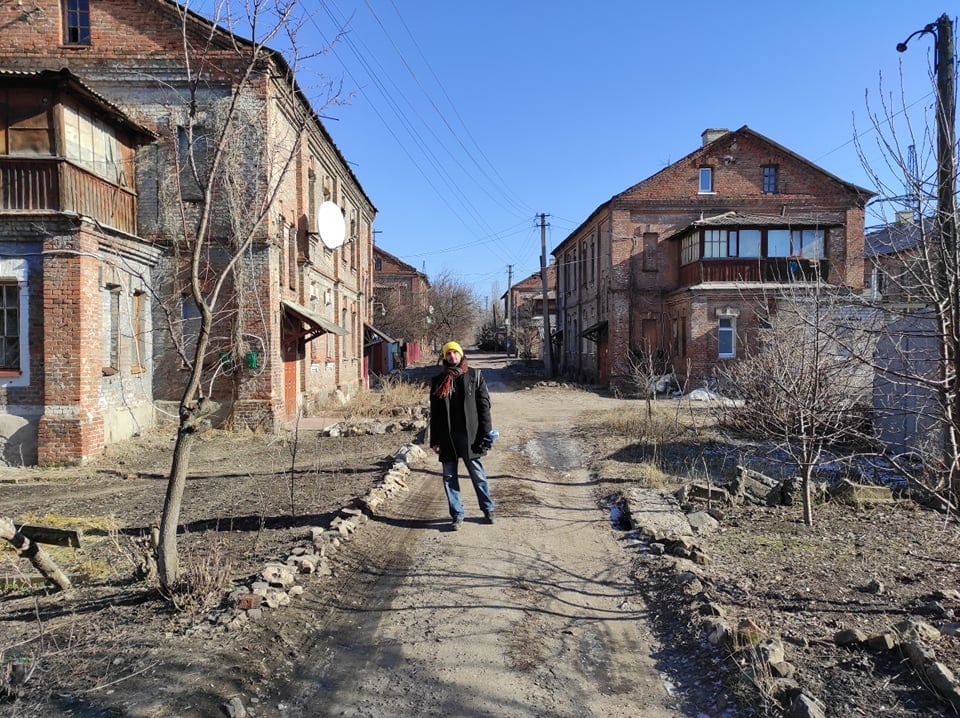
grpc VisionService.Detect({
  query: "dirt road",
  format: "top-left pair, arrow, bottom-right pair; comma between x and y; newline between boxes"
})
281,354 -> 680,717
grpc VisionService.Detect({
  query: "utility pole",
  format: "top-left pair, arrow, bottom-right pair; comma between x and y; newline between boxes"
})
898,13 -> 958,495
538,213 -> 554,377
506,264 -> 513,356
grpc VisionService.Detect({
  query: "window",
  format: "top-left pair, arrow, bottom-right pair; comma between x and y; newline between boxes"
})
767,229 -> 791,257
699,167 -> 713,193
681,234 -> 700,265
106,286 -> 120,371
0,283 -> 20,371
63,0 -> 91,45
704,229 -> 737,258
288,225 -> 297,289
762,166 -> 778,193
374,257 -> 382,271
718,316 -> 735,358
132,291 -> 147,373
792,229 -> 824,258
739,229 -> 761,257
177,126 -> 207,201
181,296 -> 201,366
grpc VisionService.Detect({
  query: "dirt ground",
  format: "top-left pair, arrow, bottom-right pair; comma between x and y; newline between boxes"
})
1,354 -> 959,717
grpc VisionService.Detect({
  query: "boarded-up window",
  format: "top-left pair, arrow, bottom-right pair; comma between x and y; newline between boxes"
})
3,90 -> 53,156
643,232 -> 658,271
63,103 -> 123,182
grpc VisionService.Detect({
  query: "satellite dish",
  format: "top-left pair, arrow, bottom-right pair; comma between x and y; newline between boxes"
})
316,201 -> 346,249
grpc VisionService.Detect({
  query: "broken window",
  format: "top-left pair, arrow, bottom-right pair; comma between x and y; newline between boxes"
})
63,0 -> 91,45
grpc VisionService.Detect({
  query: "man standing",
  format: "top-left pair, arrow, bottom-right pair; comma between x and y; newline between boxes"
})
429,341 -> 496,531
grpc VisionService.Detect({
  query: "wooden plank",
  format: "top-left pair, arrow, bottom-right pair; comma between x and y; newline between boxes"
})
17,524 -> 82,548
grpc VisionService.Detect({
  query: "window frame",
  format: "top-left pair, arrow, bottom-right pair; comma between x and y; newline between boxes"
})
718,315 -> 736,359
698,167 -> 714,194
0,282 -> 21,372
63,0 -> 91,45
762,165 -> 779,193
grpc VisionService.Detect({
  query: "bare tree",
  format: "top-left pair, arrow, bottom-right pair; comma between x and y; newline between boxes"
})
716,283 -> 876,525
425,272 -> 480,350
152,0 -> 341,590
856,21 -> 960,508
377,289 -> 430,347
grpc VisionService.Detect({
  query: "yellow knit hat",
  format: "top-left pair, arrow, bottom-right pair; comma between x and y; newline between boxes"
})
441,341 -> 463,356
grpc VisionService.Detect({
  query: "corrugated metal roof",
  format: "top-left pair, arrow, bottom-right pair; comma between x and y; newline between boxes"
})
0,68 -> 156,139
692,211 -> 839,227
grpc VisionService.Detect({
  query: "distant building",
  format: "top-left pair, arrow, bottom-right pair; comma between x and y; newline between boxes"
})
552,126 -> 873,390
372,246 -> 430,366
502,265 -> 557,361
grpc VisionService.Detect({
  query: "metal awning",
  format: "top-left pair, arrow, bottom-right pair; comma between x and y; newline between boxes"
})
282,300 -> 347,344
579,320 -> 608,343
363,322 -> 396,347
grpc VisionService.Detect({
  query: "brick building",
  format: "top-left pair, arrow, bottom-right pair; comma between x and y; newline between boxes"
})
0,0 -> 375,463
372,245 -> 430,366
552,126 -> 873,390
503,264 -> 556,361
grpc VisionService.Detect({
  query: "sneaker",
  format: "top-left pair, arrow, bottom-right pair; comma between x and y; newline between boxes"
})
484,510 -> 495,525
451,516 -> 464,531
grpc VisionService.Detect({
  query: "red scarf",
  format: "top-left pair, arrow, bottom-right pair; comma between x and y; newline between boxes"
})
435,359 -> 469,399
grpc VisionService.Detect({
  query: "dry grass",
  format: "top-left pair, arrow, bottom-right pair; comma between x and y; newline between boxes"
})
322,375 -> 428,421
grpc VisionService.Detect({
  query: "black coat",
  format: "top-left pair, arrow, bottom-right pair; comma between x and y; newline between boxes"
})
429,367 -> 492,463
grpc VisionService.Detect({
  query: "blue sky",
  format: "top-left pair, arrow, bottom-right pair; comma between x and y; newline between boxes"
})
279,0 -> 952,300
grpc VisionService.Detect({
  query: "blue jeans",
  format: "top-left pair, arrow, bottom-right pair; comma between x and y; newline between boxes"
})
442,457 -> 494,519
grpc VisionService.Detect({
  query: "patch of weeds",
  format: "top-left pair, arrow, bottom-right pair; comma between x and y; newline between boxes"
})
162,537 -> 233,614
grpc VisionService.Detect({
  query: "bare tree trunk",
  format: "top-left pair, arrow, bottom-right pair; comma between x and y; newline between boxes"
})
157,426 -> 197,589
801,465 -> 814,527
0,517 -> 72,591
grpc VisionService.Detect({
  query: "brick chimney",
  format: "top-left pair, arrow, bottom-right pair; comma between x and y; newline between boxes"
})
701,128 -> 729,146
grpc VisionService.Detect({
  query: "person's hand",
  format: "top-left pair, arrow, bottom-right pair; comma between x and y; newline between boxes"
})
431,445 -> 440,454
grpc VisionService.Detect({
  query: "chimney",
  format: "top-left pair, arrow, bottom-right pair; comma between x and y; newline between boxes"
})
895,210 -> 915,226
701,128 -> 729,146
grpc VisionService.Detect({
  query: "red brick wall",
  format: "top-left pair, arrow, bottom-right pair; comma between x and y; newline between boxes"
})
37,228 -> 105,465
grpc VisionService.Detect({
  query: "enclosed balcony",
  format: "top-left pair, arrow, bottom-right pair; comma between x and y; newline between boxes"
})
0,157 -> 138,235
679,257 -> 830,285
0,69 -> 154,238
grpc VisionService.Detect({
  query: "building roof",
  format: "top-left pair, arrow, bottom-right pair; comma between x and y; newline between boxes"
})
662,211 -> 843,242
865,214 -> 932,257
373,244 -> 429,283
552,125 -> 875,256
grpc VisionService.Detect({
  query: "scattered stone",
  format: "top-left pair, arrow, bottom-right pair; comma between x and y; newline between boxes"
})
786,693 -> 827,718
834,628 -> 868,646
756,636 -> 785,665
222,696 -> 247,718
892,619 -> 941,643
261,563 -> 296,588
860,578 -> 884,594
686,511 -> 720,536
736,618 -> 764,647
867,632 -> 897,651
